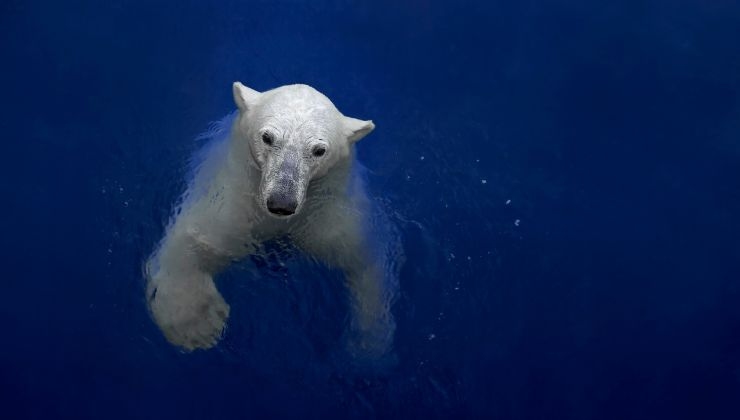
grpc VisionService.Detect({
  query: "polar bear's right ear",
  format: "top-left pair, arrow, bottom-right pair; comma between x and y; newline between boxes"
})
233,82 -> 261,112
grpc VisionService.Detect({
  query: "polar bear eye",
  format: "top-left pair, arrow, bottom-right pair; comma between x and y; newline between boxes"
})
312,145 -> 327,157
261,132 -> 274,146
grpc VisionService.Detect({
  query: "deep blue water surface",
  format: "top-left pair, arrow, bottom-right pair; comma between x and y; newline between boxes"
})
2,0 -> 740,418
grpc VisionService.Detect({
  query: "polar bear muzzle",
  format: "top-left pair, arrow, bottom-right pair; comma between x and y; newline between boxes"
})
266,189 -> 298,216
262,150 -> 308,217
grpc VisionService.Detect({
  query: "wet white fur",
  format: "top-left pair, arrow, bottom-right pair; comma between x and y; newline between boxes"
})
145,83 -> 392,355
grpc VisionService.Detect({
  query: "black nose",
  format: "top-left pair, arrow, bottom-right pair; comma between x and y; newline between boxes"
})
266,196 -> 297,216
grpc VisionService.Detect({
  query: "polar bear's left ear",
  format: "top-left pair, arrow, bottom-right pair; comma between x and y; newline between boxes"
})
343,116 -> 375,143
233,82 -> 261,112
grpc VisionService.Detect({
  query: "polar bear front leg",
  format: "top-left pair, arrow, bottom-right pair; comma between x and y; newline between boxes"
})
343,263 -> 394,357
145,231 -> 230,350
295,204 -> 394,357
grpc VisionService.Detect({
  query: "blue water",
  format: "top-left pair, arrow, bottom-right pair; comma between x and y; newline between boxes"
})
2,0 -> 740,418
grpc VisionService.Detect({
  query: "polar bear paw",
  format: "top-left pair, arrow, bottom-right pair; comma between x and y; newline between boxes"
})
345,310 -> 395,360
147,272 -> 230,351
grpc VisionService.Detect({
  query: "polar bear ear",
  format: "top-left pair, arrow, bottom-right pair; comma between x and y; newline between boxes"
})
343,116 -> 375,143
233,82 -> 261,112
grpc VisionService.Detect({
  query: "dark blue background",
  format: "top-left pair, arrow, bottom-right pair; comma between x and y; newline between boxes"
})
2,0 -> 740,418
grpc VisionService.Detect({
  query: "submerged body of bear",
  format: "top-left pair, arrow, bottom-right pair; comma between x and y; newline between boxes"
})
146,83 -> 398,357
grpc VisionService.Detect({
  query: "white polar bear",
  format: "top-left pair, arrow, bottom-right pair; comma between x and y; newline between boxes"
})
145,82 -> 397,356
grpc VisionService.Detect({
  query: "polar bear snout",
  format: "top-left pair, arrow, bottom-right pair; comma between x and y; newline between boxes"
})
266,191 -> 298,216
263,172 -> 302,217
261,150 -> 309,217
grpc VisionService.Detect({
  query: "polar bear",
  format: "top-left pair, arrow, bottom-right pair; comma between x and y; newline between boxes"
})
145,82 -> 397,357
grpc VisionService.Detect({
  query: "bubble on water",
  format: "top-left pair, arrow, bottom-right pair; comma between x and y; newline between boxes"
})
466,256 -> 471,261
505,199 -> 511,205
514,219 -> 521,226
420,155 -> 425,160
481,179 -> 487,184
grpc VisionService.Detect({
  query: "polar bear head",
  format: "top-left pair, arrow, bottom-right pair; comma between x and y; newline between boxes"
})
232,82 -> 374,217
